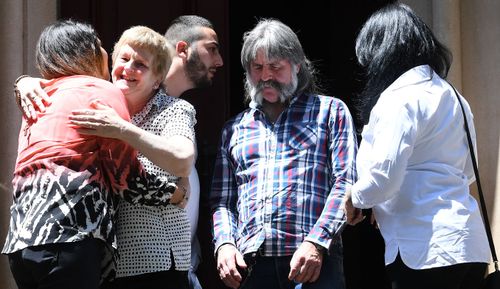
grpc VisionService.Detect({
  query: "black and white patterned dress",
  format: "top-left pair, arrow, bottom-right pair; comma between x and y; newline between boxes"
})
114,88 -> 196,277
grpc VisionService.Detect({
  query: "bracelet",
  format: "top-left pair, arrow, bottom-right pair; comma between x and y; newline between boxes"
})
14,74 -> 30,85
13,75 -> 30,107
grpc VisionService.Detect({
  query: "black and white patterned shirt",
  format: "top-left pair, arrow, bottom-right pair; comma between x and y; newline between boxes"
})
114,88 -> 196,277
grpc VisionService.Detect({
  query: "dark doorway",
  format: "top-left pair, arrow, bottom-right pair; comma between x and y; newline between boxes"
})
58,1 -> 392,289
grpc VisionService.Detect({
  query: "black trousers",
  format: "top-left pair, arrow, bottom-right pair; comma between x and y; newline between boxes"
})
101,269 -> 189,289
8,238 -> 104,289
387,253 -> 487,289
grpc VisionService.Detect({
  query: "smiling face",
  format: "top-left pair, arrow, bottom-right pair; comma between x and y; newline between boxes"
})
246,49 -> 298,105
111,44 -> 161,102
185,27 -> 223,88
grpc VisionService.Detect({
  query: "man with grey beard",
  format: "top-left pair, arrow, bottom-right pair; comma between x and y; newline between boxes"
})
210,19 -> 357,289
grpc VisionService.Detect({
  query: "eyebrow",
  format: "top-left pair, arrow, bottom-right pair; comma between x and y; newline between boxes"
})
205,40 -> 220,48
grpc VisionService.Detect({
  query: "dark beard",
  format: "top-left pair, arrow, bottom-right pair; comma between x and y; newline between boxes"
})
185,50 -> 212,89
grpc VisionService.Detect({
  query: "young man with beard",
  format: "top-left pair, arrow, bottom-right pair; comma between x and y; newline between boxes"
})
163,15 -> 223,289
14,15 -> 223,289
210,19 -> 357,289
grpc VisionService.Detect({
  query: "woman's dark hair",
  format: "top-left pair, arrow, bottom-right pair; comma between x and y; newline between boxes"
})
36,19 -> 104,79
355,3 -> 452,124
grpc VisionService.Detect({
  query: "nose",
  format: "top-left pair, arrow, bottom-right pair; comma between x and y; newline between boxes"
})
215,52 -> 223,67
261,66 -> 274,81
123,60 -> 133,72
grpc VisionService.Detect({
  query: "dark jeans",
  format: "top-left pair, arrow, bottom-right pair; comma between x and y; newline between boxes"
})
8,238 -> 104,289
387,253 -> 487,289
101,269 -> 189,289
240,242 -> 345,289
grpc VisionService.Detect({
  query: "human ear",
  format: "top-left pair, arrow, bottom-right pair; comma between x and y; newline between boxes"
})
176,41 -> 189,58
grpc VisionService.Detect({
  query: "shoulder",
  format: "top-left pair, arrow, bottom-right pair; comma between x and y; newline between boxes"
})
223,108 -> 253,128
49,76 -> 126,109
57,75 -> 121,93
155,90 -> 195,114
307,94 -> 352,115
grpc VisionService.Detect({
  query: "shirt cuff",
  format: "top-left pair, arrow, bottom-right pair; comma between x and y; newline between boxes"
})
351,185 -> 372,209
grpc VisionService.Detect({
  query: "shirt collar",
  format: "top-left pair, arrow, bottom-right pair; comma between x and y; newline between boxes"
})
131,88 -> 168,123
386,65 -> 434,92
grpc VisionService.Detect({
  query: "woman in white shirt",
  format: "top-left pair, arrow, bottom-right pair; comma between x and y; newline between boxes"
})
345,3 -> 489,289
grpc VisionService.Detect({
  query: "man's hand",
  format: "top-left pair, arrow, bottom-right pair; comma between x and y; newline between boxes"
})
216,244 -> 247,289
343,188 -> 365,225
288,241 -> 324,283
68,100 -> 129,139
15,77 -> 51,121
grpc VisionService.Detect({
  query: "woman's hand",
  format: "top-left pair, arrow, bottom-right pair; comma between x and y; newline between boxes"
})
68,101 -> 129,139
170,177 -> 191,209
15,77 -> 51,121
343,188 -> 365,225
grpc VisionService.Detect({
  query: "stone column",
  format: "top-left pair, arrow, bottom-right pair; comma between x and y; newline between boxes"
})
0,1 -> 56,288
432,0 -> 462,89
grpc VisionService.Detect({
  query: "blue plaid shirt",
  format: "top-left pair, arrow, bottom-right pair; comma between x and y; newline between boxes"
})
210,93 -> 357,256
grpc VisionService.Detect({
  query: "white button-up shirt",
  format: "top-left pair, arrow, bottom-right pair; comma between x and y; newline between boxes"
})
352,65 -> 490,269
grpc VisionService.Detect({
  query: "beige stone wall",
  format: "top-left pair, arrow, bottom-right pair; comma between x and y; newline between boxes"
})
461,0 -> 500,271
0,1 -> 56,288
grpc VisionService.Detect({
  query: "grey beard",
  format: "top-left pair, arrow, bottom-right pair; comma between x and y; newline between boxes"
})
245,72 -> 298,106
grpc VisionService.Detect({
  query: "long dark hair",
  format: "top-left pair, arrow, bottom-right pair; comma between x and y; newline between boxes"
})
355,3 -> 452,124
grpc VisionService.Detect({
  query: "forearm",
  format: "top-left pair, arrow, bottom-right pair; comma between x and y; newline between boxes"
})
307,188 -> 347,248
119,121 -> 195,177
212,207 -> 238,253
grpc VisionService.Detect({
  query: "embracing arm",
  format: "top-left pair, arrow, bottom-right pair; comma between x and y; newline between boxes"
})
69,101 -> 195,177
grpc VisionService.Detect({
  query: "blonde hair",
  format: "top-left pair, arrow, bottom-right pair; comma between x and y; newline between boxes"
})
112,26 -> 172,81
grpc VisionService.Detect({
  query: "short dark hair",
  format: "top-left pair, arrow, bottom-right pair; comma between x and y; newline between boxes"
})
164,15 -> 214,47
355,3 -> 452,123
36,19 -> 104,79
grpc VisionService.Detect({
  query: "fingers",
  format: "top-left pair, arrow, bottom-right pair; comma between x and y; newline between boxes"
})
19,97 -> 37,121
29,91 -> 47,113
217,245 -> 245,289
289,255 -> 322,283
235,251 -> 247,270
288,241 -> 324,283
346,208 -> 365,225
90,99 -> 111,109
70,120 -> 99,129
343,196 -> 365,225
70,109 -> 99,116
370,212 -> 379,229
35,87 -> 51,105
310,262 -> 321,282
288,255 -> 302,281
170,185 -> 189,208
